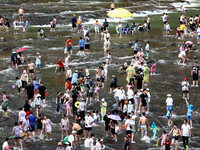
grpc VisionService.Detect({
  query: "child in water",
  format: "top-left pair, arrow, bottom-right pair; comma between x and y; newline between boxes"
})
0,91 -> 7,102
65,98 -> 72,116
159,130 -> 167,148
94,85 -> 100,101
150,63 -> 156,75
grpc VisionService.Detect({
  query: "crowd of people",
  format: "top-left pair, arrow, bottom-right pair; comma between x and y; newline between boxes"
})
1,2 -> 200,150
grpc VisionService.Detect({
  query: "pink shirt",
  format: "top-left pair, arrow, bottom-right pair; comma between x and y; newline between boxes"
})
65,101 -> 70,108
94,87 -> 100,93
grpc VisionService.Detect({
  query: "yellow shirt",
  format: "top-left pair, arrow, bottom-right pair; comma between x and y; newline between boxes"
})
180,24 -> 186,31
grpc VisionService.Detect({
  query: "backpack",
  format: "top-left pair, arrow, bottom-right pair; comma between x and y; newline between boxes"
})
77,20 -> 81,25
93,137 -> 96,146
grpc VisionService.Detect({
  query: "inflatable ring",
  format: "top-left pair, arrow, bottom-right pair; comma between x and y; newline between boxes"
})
75,102 -> 80,108
63,136 -> 68,144
116,25 -> 119,34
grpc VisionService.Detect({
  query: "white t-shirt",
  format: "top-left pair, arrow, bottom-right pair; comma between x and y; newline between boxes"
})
68,134 -> 75,148
178,51 -> 185,57
145,44 -> 149,51
19,110 -> 26,122
127,89 -> 134,99
197,28 -> 200,36
113,88 -> 120,98
67,69 -> 72,78
65,56 -> 70,64
86,68 -> 90,76
125,119 -> 131,131
182,81 -> 189,91
163,15 -> 167,22
118,90 -> 125,100
85,116 -> 93,128
104,40 -> 110,49
181,124 -> 190,137
166,98 -> 173,106
104,33 -> 110,41
147,92 -> 151,102
23,119 -> 30,131
127,104 -> 133,113
2,141 -> 9,150
130,115 -> 136,125
95,142 -> 102,150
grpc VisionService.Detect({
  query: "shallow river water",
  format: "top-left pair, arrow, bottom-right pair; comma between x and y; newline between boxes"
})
0,0 -> 200,149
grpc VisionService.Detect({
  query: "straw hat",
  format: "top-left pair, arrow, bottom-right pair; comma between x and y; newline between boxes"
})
36,94 -> 41,97
57,142 -> 62,146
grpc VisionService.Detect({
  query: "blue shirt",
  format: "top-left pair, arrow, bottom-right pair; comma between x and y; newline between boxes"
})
26,21 -> 29,27
186,104 -> 193,116
29,115 -> 36,126
79,40 -> 84,48
134,43 -> 138,51
34,81 -> 39,90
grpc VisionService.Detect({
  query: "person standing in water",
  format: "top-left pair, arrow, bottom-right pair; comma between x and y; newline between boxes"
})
13,18 -> 19,34
138,112 -> 150,138
71,14 -> 77,31
27,60 -> 35,81
146,15 -> 150,31
168,124 -> 180,150
181,119 -> 191,150
110,2 -> 115,10
191,62 -> 199,87
18,6 -> 24,23
35,52 -> 41,73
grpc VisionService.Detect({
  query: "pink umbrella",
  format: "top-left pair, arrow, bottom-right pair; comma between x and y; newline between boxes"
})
16,48 -> 28,53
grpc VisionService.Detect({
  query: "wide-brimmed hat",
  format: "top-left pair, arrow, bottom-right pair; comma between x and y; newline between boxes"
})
101,98 -> 105,102
57,142 -> 62,146
167,94 -> 171,97
36,94 -> 41,97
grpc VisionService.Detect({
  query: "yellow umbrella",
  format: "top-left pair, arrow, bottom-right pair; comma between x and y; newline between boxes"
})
107,8 -> 133,18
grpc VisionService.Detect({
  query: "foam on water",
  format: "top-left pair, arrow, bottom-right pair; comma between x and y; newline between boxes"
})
141,136 -> 151,143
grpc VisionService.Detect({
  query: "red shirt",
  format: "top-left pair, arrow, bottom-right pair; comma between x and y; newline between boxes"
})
57,60 -> 64,68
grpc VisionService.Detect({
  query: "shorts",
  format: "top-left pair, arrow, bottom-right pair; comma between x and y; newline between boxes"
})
29,69 -> 34,73
197,35 -> 200,39
30,125 -> 35,132
128,99 -> 134,104
72,23 -> 76,28
134,50 -> 137,54
181,30 -> 184,33
85,127 -> 92,131
19,14 -> 23,17
12,60 -> 17,65
35,105 -> 40,109
119,28 -> 123,34
52,24 -> 56,28
77,129 -> 83,135
141,125 -> 147,133
25,111 -> 30,116
110,83 -> 117,88
126,130 -> 132,135
86,75 -> 91,79
193,74 -> 198,81
178,33 -> 181,37
167,105 -> 173,112
87,92 -> 93,97
110,128 -> 115,134
78,25 -> 82,30
36,64 -> 41,70
187,115 -> 192,120
183,90 -> 188,93
41,94 -> 45,100
15,137 -> 21,139
37,125 -> 42,129
114,96 -> 119,100
0,23 -> 2,26
166,29 -> 170,31
85,44 -> 90,49
130,124 -> 136,132
105,125 -> 110,131
101,77 -> 105,83
188,45 -> 192,48
27,92 -> 34,100
172,136 -> 179,140
142,102 -> 147,107
67,47 -> 72,51
80,47 -> 84,51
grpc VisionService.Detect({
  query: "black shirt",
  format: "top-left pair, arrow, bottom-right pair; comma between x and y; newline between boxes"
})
25,84 -> 34,94
38,85 -> 46,95
192,66 -> 199,75
71,18 -> 77,24
140,93 -> 148,106
103,115 -> 110,126
72,93 -> 78,104
24,103 -> 31,112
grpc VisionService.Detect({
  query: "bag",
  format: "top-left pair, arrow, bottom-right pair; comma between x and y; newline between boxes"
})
122,123 -> 126,130
77,20 -> 81,25
93,137 -> 96,146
